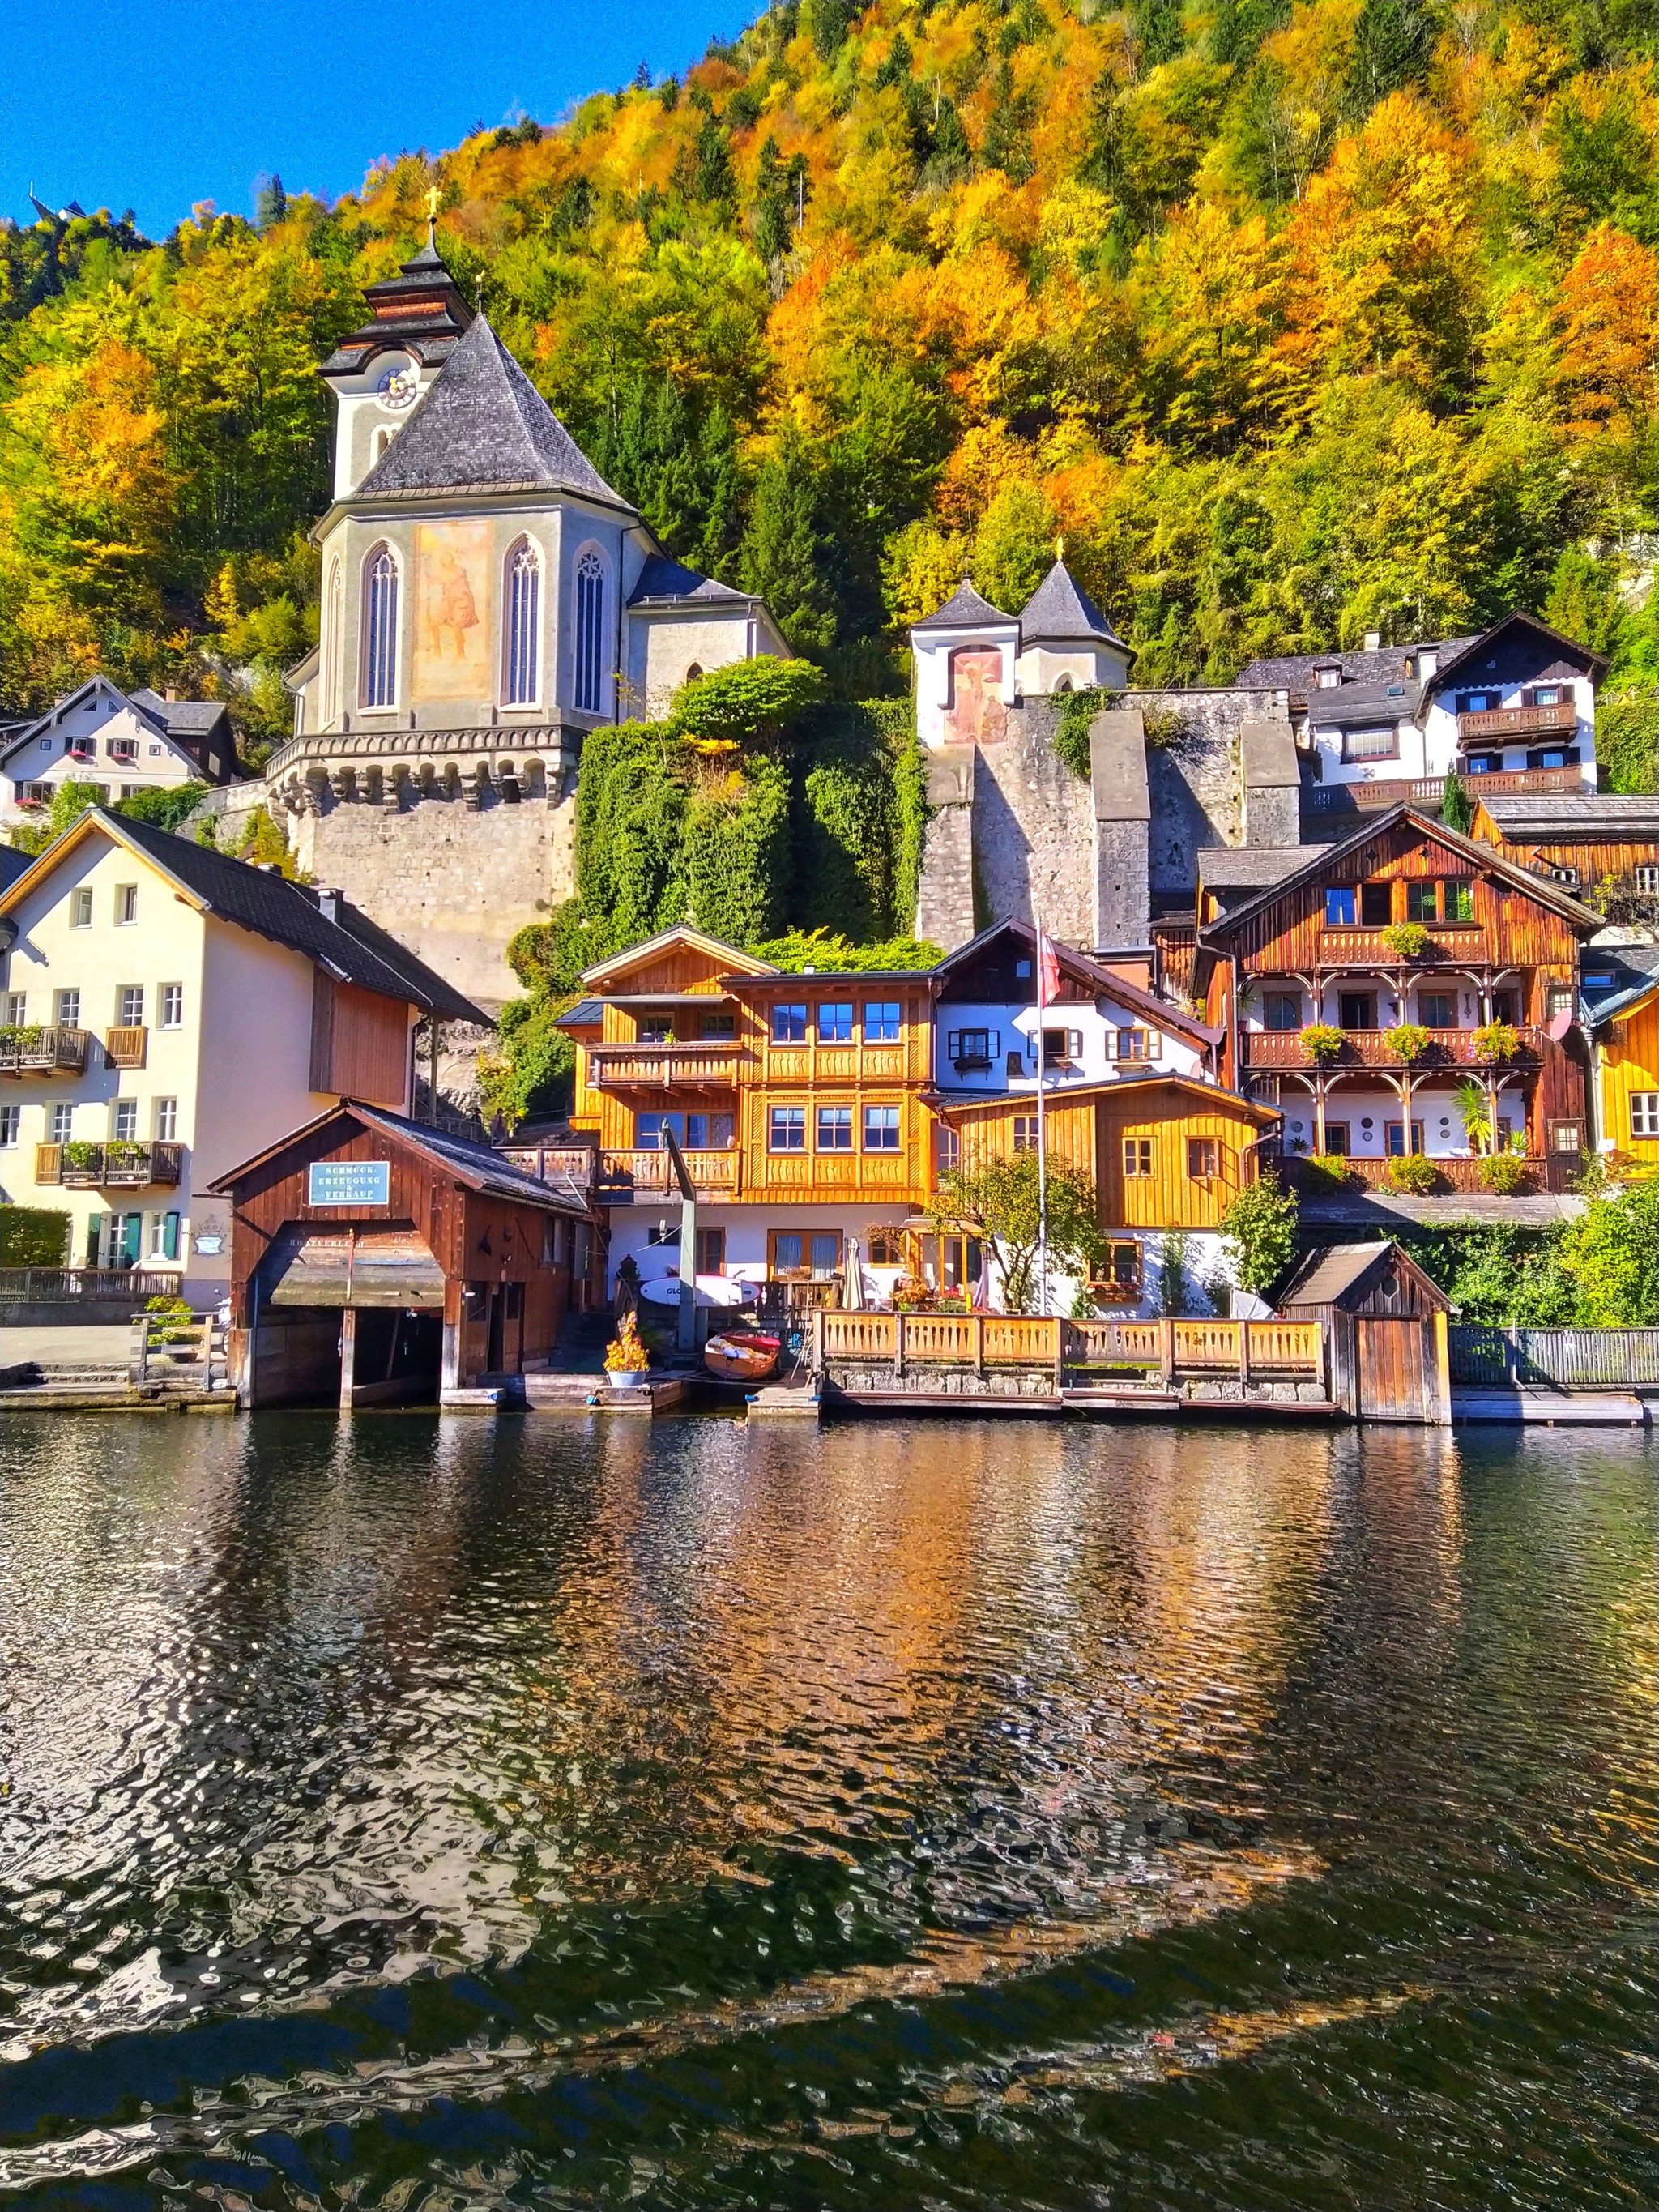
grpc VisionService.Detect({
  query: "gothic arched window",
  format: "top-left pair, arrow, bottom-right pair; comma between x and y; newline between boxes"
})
361,544 -> 399,708
574,549 -> 605,715
322,558 -> 343,726
505,539 -> 541,706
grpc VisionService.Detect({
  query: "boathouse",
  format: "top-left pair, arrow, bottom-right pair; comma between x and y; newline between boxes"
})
1273,1240 -> 1452,1423
211,1102 -> 599,1408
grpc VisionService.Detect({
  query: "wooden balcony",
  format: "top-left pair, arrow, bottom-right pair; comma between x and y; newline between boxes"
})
1282,1154 -> 1547,1197
36,1141 -> 184,1189
599,1147 -> 741,1199
1314,922 -> 1488,967
496,1142 -> 598,1196
0,1026 -> 90,1077
1243,1026 -> 1543,1071
586,1041 -> 745,1091
1305,765 -> 1584,815
104,1025 -> 147,1069
1456,702 -> 1578,744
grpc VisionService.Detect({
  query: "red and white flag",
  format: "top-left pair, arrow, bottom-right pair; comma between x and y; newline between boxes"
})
1036,925 -> 1061,1010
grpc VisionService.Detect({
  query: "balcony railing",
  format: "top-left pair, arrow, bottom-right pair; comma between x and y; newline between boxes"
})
0,1027 -> 91,1077
599,1147 -> 741,1199
1456,702 -> 1578,744
1314,922 -> 1488,967
104,1025 -> 147,1069
1283,1154 -> 1546,1197
36,1141 -> 184,1189
586,1041 -> 745,1089
1306,766 -> 1585,814
1243,1026 -> 1543,1071
496,1142 -> 599,1197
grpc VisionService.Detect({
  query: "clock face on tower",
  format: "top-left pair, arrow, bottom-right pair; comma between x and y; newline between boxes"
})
376,362 -> 420,412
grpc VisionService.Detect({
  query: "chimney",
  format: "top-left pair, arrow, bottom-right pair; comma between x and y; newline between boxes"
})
164,686 -> 178,702
316,887 -> 342,920
1363,631 -> 1381,652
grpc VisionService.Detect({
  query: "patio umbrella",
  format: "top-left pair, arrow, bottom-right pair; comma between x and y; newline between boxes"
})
842,1236 -> 865,1312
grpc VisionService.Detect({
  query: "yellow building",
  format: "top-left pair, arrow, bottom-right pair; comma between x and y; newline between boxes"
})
1585,960 -> 1659,1166
0,808 -> 479,1300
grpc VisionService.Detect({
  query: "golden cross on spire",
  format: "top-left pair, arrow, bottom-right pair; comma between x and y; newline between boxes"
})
425,186 -> 441,220
1056,536 -> 1065,562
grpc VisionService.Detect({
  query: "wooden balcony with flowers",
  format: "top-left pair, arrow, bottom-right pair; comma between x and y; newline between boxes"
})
1314,920 -> 1487,967
1243,1024 -> 1543,1073
36,1141 -> 185,1189
1280,1153 -> 1554,1198
0,1024 -> 91,1077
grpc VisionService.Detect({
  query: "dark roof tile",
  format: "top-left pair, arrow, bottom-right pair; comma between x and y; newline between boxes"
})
1018,559 -> 1126,647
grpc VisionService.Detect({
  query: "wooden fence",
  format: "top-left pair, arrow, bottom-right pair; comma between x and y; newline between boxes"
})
1450,1326 -> 1659,1389
816,1311 -> 1324,1385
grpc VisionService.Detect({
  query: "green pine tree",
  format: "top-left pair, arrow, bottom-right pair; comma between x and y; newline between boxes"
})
740,425 -> 837,655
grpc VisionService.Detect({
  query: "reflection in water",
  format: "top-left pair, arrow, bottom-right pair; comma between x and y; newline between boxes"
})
0,1413 -> 1655,2209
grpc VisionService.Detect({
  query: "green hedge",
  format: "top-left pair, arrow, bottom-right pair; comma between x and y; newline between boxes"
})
1599,698 -> 1659,795
0,1206 -> 70,1266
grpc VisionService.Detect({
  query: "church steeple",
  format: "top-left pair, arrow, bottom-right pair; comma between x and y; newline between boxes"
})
318,221 -> 476,497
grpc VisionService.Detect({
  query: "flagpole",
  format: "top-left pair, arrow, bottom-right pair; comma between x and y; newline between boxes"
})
1034,913 -> 1048,1317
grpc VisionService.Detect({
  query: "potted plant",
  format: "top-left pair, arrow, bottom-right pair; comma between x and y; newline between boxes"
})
1299,1022 -> 1346,1065
603,1311 -> 650,1389
1473,1019 -> 1520,1064
1380,920 -> 1430,959
1383,1022 -> 1432,1063
1384,1152 -> 1439,1194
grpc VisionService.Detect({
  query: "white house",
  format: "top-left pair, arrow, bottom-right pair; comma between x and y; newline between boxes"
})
0,677 -> 238,830
0,809 -> 480,1300
909,562 -> 1132,748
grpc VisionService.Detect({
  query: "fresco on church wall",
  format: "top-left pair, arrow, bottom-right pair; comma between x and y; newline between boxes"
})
414,523 -> 491,701
944,646 -> 1007,744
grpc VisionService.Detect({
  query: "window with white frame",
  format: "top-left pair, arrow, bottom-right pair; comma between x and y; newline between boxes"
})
4,993 -> 23,1026
362,544 -> 399,707
505,539 -> 541,705
49,1102 -> 72,1144
0,1105 -> 19,1147
54,989 -> 79,1027
70,887 -> 92,929
154,1097 -> 177,1140
117,985 -> 143,1026
111,1099 -> 139,1142
115,884 -> 137,925
146,1211 -> 181,1261
160,984 -> 183,1029
1631,1094 -> 1659,1138
863,1104 -> 900,1151
574,549 -> 605,714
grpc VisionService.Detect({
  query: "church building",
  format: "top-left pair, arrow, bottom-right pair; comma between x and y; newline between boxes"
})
266,227 -> 787,1006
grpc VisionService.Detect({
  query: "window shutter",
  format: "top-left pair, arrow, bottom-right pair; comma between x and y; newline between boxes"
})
988,1031 -> 1000,1058
946,1031 -> 958,1058
1102,1029 -> 1115,1060
1147,1031 -> 1161,1057
163,1211 -> 181,1262
86,1212 -> 102,1266
122,1213 -> 142,1264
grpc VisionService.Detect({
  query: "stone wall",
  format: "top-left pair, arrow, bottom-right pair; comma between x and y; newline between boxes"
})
281,779 -> 578,1010
967,698 -> 1097,942
1130,687 -> 1289,897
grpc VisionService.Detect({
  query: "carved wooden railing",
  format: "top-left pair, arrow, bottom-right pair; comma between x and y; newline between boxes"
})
816,1312 -> 1324,1381
1304,766 -> 1584,813
1456,702 -> 1577,743
1282,1153 -> 1546,1196
599,1147 -> 741,1196
1243,1026 -> 1543,1070
586,1042 -> 746,1088
0,1027 -> 90,1077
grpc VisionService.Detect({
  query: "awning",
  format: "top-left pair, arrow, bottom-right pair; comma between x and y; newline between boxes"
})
263,1226 -> 446,1308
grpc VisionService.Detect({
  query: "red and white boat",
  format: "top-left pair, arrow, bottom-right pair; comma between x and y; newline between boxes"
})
703,1332 -> 782,1384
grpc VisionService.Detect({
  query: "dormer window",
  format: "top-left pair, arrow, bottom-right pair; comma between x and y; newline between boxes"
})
1315,665 -> 1341,690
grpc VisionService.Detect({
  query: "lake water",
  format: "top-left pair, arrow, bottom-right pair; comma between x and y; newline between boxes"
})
1,1411 -> 1656,2210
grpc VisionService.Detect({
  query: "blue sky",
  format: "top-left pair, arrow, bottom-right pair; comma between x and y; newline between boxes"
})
4,0 -> 754,237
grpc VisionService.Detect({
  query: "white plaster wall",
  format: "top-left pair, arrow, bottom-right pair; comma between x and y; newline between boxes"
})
1278,1083 -> 1525,1160
911,629 -> 1019,747
629,610 -> 760,720
1015,643 -> 1129,696
606,1203 -> 915,1297
936,1001 -> 1204,1093
331,348 -> 439,499
0,702 -> 198,827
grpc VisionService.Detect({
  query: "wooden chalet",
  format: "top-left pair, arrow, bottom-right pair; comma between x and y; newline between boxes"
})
557,924 -> 940,1295
1196,806 -> 1602,1198
1468,792 -> 1659,902
1274,1241 -> 1451,1423
211,1103 -> 599,1408
1582,955 -> 1659,1165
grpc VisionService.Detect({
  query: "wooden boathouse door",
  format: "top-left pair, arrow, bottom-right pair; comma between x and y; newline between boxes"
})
1355,1317 -> 1429,1422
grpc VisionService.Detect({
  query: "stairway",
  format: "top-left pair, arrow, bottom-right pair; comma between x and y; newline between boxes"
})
544,1309 -> 614,1374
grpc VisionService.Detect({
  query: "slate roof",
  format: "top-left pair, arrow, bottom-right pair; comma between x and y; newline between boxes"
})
1018,559 -> 1127,648
1233,642 -> 1462,694
1478,794 -> 1659,839
353,313 -> 630,508
1197,844 -> 1329,888
1304,678 -> 1422,727
912,579 -> 1017,630
48,811 -> 484,1023
627,553 -> 751,607
130,690 -> 230,739
554,997 -> 605,1028
0,676 -> 207,775
1434,613 -> 1607,687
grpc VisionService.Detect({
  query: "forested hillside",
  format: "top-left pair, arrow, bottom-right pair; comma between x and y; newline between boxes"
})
2,0 -> 1657,753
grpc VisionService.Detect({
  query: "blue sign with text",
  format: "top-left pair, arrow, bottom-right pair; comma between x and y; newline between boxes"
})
308,1160 -> 390,1206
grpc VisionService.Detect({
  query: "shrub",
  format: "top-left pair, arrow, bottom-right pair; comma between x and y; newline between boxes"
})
1440,768 -> 1473,834
1384,1022 -> 1432,1061
1473,1020 -> 1520,1064
1218,1176 -> 1299,1295
61,1141 -> 100,1168
1299,1022 -> 1346,1063
0,1206 -> 70,1266
1384,1153 -> 1439,1194
1380,920 -> 1429,959
1299,1152 -> 1356,1189
671,658 -> 825,750
1478,1153 -> 1529,1194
